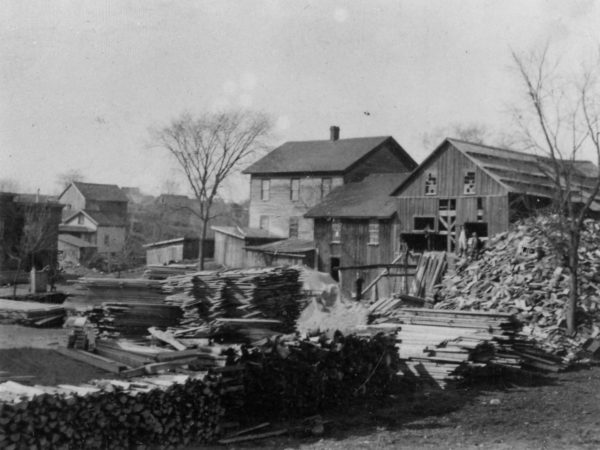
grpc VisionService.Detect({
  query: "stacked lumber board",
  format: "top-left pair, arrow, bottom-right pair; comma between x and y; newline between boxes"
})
162,266 -> 307,334
368,308 -> 565,388
72,277 -> 166,304
0,373 -> 224,448
86,302 -> 182,337
408,252 -> 447,300
143,264 -> 198,280
436,217 -> 600,359
0,299 -> 66,327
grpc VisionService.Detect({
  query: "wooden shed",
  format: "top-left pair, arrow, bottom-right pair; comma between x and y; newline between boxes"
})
244,238 -> 316,268
392,138 -> 600,253
143,237 -> 200,266
305,173 -> 409,299
211,226 -> 283,269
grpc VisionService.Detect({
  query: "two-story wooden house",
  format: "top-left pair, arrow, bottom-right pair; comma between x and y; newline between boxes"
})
242,126 -> 417,240
58,182 -> 128,256
392,138 -> 600,252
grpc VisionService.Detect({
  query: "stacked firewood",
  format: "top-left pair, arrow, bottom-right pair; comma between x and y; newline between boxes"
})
436,217 -> 600,358
0,374 -> 224,449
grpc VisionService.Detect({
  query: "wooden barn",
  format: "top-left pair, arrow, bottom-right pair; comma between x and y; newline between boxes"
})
211,226 -> 282,268
392,138 -> 600,252
244,238 -> 317,268
305,173 -> 409,299
143,237 -> 201,266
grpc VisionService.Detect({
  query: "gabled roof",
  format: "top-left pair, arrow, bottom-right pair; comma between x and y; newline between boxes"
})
211,226 -> 283,240
63,209 -> 126,227
305,173 -> 408,218
245,238 -> 315,254
243,136 -> 416,175
392,138 -> 600,210
143,237 -> 199,248
68,182 -> 128,202
58,234 -> 97,248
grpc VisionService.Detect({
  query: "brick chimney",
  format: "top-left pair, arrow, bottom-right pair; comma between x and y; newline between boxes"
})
330,126 -> 340,142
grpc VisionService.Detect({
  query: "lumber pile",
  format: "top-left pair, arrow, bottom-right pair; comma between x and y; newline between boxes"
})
367,308 -> 565,388
86,302 -> 183,337
72,277 -> 165,303
408,252 -> 447,300
436,217 -> 600,358
0,374 -> 224,448
0,299 -> 66,327
143,264 -> 198,280
162,266 -> 307,335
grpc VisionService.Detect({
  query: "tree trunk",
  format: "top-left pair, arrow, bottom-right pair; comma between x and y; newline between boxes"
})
198,218 -> 209,271
566,234 -> 580,335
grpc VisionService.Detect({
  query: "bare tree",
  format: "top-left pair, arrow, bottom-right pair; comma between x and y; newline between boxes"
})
150,111 -> 272,269
512,45 -> 600,334
4,203 -> 58,297
56,169 -> 85,191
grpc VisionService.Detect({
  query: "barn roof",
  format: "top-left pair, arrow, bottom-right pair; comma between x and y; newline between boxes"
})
305,173 -> 408,218
243,136 -> 415,174
392,138 -> 600,210
245,238 -> 315,254
58,234 -> 97,248
71,182 -> 128,202
211,226 -> 283,240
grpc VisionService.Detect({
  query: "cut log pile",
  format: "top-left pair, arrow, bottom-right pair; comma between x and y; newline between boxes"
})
367,308 -> 565,388
86,303 -> 183,337
0,374 -> 224,448
72,277 -> 165,303
436,217 -> 600,359
162,266 -> 307,335
0,299 -> 66,327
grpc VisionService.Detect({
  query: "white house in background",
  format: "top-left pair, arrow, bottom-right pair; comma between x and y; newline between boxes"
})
58,181 -> 128,258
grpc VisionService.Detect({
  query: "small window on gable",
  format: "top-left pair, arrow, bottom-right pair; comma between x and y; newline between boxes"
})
331,219 -> 341,243
77,215 -> 84,225
259,215 -> 269,231
289,217 -> 299,238
290,178 -> 300,201
321,178 -> 332,199
261,179 -> 270,201
414,216 -> 435,231
368,220 -> 379,245
464,171 -> 476,194
424,171 -> 437,195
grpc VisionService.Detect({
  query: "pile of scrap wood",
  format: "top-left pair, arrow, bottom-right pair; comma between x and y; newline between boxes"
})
0,299 -> 65,327
72,277 -> 165,303
143,264 -> 198,280
162,266 -> 307,334
436,217 -> 600,359
0,373 -> 224,448
86,302 -> 183,337
366,308 -> 566,388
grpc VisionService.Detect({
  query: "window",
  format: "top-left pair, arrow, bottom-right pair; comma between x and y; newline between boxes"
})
368,220 -> 379,245
321,178 -> 332,199
464,171 -> 476,194
289,217 -> 299,238
477,197 -> 484,210
477,197 -> 484,221
259,215 -> 269,231
104,235 -> 110,246
331,219 -> 341,243
438,199 -> 456,211
424,171 -> 437,195
261,179 -> 270,201
414,216 -> 435,231
77,215 -> 84,225
290,178 -> 300,201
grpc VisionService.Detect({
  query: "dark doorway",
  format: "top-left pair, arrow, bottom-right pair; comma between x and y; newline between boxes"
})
465,222 -> 488,238
330,257 -> 340,282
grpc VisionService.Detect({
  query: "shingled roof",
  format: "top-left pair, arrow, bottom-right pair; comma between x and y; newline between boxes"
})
243,136 -> 415,174
392,138 -> 600,210
72,182 -> 128,202
305,173 -> 408,218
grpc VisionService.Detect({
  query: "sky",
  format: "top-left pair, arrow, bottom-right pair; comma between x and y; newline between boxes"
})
1,0 -> 599,201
